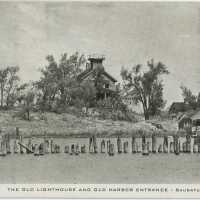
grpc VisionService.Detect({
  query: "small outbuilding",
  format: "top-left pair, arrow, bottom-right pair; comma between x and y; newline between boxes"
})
191,110 -> 200,133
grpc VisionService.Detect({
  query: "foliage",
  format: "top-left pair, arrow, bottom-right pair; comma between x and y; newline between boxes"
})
92,65 -> 108,99
73,80 -> 97,108
121,59 -> 169,120
36,52 -> 86,111
16,83 -> 35,120
180,86 -> 197,110
0,66 -> 20,108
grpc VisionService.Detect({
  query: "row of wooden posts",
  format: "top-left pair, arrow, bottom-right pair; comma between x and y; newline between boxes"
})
88,135 -> 199,156
0,129 -> 200,156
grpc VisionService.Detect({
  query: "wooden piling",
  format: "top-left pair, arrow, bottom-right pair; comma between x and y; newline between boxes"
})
142,135 -> 146,152
170,142 -> 174,153
19,135 -> 23,154
34,144 -> 40,156
13,140 -> 19,154
109,143 -> 114,156
193,144 -> 198,153
81,145 -> 86,153
117,136 -> 122,154
186,135 -> 191,153
173,135 -> 180,155
71,144 -> 75,155
158,144 -> 163,153
152,134 -> 157,153
131,136 -> 136,153
89,136 -> 93,153
64,145 -> 70,153
27,139 -> 32,154
163,136 -> 168,153
142,143 -> 149,156
100,140 -> 106,153
123,141 -> 128,153
75,144 -> 79,155
5,134 -> 11,154
93,135 -> 98,153
39,143 -> 44,155
182,142 -> 187,153
107,140 -> 110,154
50,139 -> 54,154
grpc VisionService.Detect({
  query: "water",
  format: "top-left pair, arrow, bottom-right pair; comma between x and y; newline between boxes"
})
0,137 -> 199,184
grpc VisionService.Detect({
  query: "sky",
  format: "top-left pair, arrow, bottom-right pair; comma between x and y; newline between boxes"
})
0,2 -> 199,107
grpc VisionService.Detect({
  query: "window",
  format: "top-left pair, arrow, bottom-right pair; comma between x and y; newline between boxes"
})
105,83 -> 109,89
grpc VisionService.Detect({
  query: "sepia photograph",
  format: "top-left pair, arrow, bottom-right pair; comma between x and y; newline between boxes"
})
0,1 -> 199,192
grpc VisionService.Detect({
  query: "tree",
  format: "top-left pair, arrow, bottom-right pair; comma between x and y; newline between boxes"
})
0,66 -> 20,108
121,59 -> 169,120
92,65 -> 108,100
197,92 -> 200,108
180,86 -> 197,109
17,83 -> 35,120
5,66 -> 20,107
22,91 -> 35,120
72,80 -> 96,112
0,68 -> 9,107
36,52 -> 86,111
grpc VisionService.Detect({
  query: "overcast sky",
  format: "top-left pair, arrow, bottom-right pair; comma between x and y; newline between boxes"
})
0,2 -> 199,107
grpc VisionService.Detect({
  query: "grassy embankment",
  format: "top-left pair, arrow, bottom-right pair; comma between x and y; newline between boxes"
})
0,110 -> 178,138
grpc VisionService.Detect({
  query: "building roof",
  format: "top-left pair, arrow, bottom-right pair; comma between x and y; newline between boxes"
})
77,68 -> 117,83
191,110 -> 200,121
169,102 -> 190,113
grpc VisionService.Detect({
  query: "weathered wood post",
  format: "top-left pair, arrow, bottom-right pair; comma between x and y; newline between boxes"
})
186,135 -> 191,153
19,135 -> 23,154
163,136 -> 168,153
193,141 -> 198,153
107,140 -> 111,154
81,145 -> 86,153
89,136 -> 93,153
191,136 -> 194,153
5,134 -> 11,154
16,127 -> 20,140
152,133 -> 157,153
34,144 -> 39,156
71,144 -> 75,155
93,135 -> 98,153
117,136 -> 122,154
158,144 -> 163,153
182,142 -> 187,153
196,135 -> 200,153
100,139 -> 106,153
39,143 -> 44,155
142,143 -> 149,155
109,143 -> 114,156
27,138 -> 32,154
64,145 -> 70,153
170,141 -> 174,153
13,140 -> 19,154
131,136 -> 136,153
50,139 -> 54,154
123,141 -> 128,153
0,135 -> 6,156
75,144 -> 79,155
173,135 -> 180,155
142,134 -> 146,152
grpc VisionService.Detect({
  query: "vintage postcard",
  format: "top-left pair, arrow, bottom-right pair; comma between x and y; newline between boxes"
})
0,0 -> 199,198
